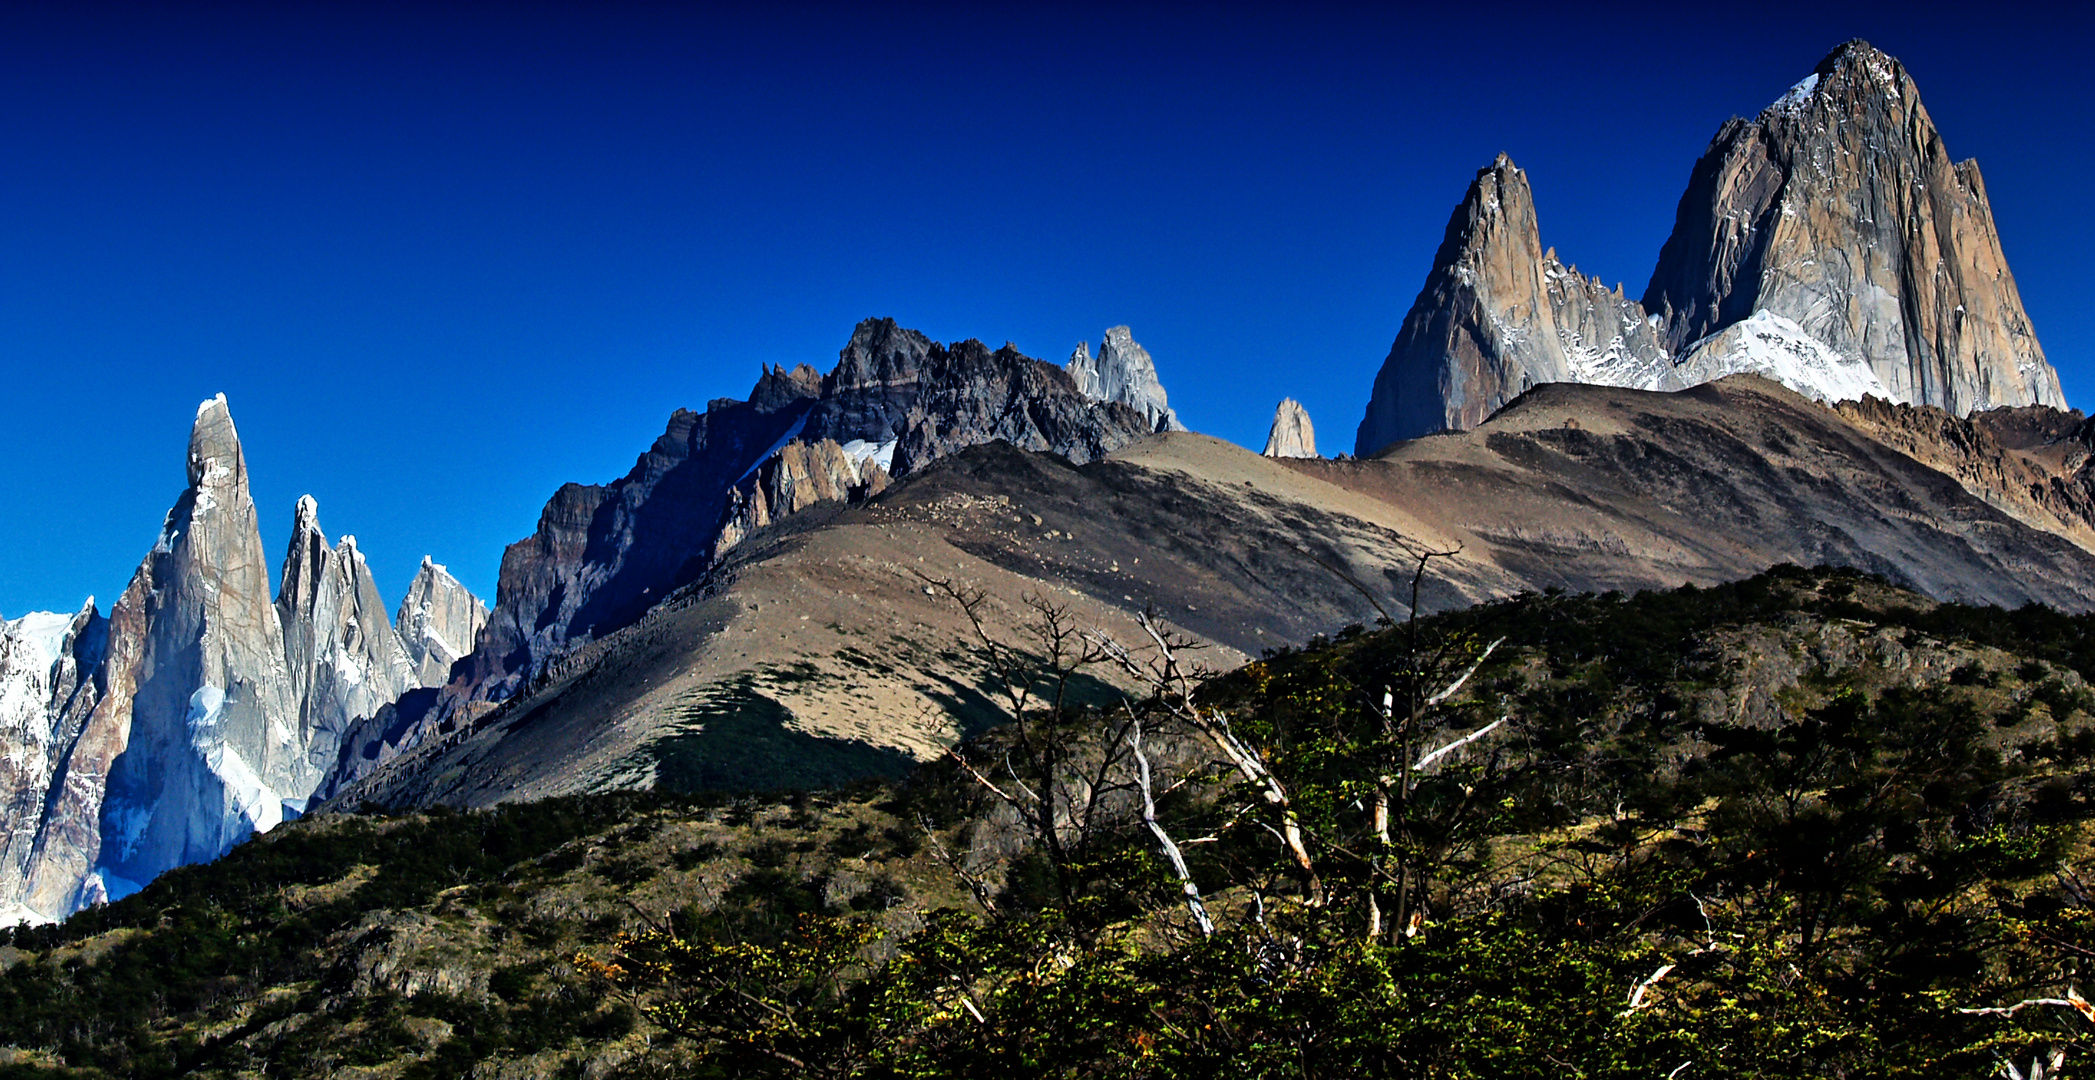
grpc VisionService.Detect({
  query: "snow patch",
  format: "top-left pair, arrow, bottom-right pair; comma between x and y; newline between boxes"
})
0,902 -> 55,928
839,438 -> 898,475
187,684 -> 226,731
196,393 -> 228,419
6,611 -> 75,674
201,740 -> 285,835
1678,310 -> 1891,404
1767,72 -> 1819,116
418,625 -> 460,662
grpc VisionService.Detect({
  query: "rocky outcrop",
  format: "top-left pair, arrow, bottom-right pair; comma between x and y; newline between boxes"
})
714,438 -> 888,560
395,558 -> 489,689
0,603 -> 105,925
1833,397 -> 2095,554
1646,42 -> 2063,413
1262,398 -> 1318,458
1353,155 -> 1673,456
1069,327 -> 1185,432
1356,41 -> 2066,456
422,319 -> 1173,738
890,339 -> 1157,475
276,497 -> 419,770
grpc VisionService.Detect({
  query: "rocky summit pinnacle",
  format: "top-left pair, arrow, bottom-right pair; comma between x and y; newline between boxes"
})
275,497 -> 419,763
1355,41 -> 2066,457
1068,326 -> 1185,433
395,557 -> 489,689
1354,154 -> 1670,456
1262,398 -> 1317,458
81,394 -> 309,910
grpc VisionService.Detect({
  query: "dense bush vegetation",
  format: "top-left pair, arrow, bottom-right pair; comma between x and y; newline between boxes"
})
7,565 -> 2095,1077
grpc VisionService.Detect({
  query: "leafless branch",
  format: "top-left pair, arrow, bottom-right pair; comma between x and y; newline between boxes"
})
1423,637 -> 1503,709
1127,704 -> 1214,937
1414,716 -> 1508,773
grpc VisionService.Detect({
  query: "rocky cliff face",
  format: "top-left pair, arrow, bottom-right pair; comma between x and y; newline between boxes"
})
395,558 -> 489,689
422,319 -> 1173,743
89,396 -> 310,902
1068,327 -> 1184,432
1356,41 -> 2066,456
0,604 -> 104,925
1646,42 -> 2062,413
1832,396 -> 2095,554
1262,398 -> 1318,458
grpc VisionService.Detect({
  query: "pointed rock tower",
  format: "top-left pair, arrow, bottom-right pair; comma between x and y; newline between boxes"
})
1353,155 -> 1670,456
1262,398 -> 1318,458
276,495 -> 419,767
81,396 -> 307,901
395,557 -> 490,689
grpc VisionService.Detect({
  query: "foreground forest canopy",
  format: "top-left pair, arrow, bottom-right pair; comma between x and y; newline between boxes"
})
5,565 -> 2095,1078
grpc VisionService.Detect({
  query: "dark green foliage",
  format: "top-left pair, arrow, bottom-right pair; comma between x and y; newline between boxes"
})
0,792 -> 676,1078
16,566 -> 2095,1077
584,566 -> 2095,1076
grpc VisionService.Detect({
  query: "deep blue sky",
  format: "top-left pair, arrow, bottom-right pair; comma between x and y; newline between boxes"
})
2,1 -> 2090,620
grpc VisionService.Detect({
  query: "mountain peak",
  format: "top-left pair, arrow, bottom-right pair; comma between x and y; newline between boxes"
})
293,495 -> 322,537
1068,326 -> 1184,433
186,395 -> 244,491
1814,38 -> 1898,81
1646,39 -> 2062,412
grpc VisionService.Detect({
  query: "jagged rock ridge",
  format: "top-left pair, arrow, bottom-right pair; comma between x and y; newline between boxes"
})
395,557 -> 489,689
1354,155 -> 1674,456
1356,41 -> 2066,456
425,318 -> 1179,746
277,496 -> 419,775
0,604 -> 104,926
334,374 -> 2095,813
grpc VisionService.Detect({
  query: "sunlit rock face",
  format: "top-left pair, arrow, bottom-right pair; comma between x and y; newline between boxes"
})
1645,40 -> 2063,414
0,603 -> 105,925
1262,398 -> 1318,459
1069,326 -> 1185,433
394,557 -> 488,689
1354,154 -> 1675,456
88,395 -> 309,905
276,496 -> 420,776
1357,40 -> 2065,457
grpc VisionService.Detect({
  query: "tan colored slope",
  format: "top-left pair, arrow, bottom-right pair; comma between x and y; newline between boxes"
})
336,376 -> 2095,809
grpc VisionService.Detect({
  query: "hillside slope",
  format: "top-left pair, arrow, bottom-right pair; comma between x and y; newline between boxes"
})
334,375 -> 2095,811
